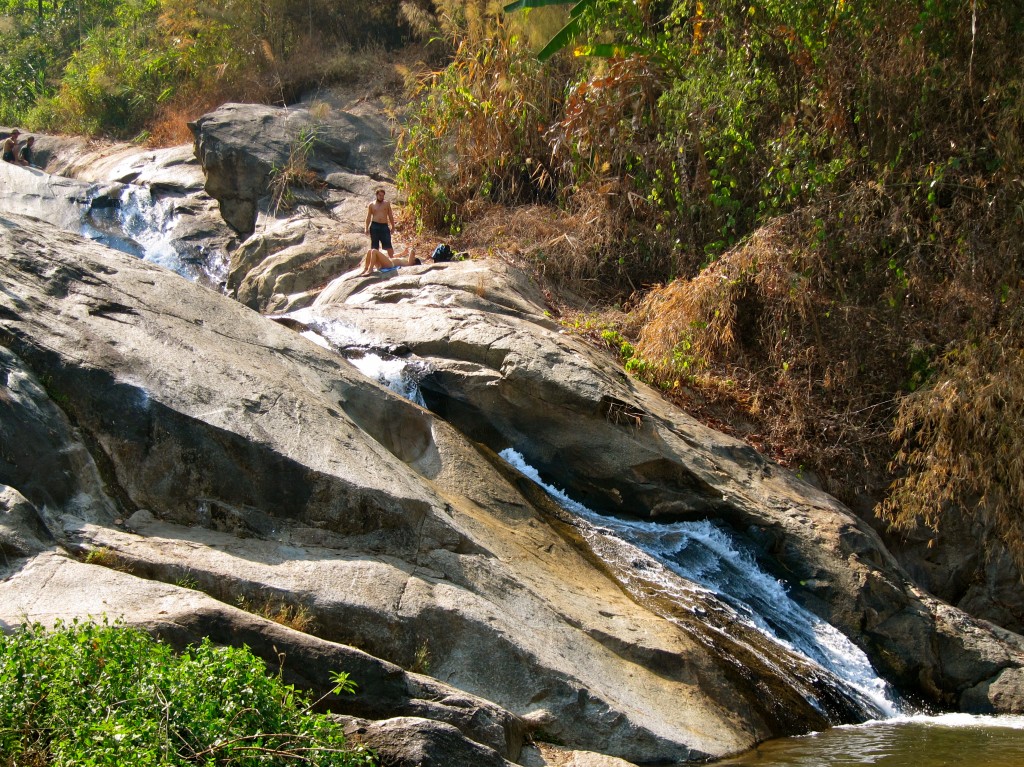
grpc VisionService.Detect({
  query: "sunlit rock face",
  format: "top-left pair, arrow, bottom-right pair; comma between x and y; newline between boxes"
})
308,254 -> 1024,714
1,213 -> 1024,766
188,102 -> 394,312
0,215 -> 835,763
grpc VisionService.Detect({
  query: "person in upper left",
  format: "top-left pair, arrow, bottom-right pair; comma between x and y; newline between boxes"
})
2,129 -> 20,163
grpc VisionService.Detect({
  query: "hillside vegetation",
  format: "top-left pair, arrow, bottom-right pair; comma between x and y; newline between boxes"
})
0,0 -> 406,141
2,1 -> 1023,571
396,0 -> 1024,575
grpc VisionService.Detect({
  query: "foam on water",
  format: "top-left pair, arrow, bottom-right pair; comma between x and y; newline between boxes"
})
842,712 -> 1024,730
287,311 -> 376,349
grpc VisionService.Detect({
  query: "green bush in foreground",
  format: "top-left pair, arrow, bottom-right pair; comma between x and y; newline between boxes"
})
0,619 -> 376,767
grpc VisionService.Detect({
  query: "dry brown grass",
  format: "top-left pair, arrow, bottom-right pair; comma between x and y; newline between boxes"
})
236,595 -> 317,634
457,204 -> 586,261
883,331 -> 1024,569
147,83 -> 233,146
618,212 -> 907,501
446,198 -> 637,301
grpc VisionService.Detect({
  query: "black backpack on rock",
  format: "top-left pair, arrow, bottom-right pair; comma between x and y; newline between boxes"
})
431,243 -> 454,262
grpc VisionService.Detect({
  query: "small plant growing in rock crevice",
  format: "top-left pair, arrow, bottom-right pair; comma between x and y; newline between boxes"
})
80,545 -> 134,574
236,594 -> 317,634
410,641 -> 431,674
268,125 -> 327,215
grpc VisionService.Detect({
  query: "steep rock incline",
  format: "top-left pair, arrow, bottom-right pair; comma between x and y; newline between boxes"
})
311,257 -> 1024,713
0,214 -> 885,764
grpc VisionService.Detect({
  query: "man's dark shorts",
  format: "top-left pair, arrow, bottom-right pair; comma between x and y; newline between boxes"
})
369,222 -> 393,250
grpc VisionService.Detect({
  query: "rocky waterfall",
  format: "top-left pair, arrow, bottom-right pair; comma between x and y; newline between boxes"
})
1,103 -> 1023,766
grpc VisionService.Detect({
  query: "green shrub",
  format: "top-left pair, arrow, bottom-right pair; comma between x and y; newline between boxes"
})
0,618 -> 375,766
397,21 -> 567,233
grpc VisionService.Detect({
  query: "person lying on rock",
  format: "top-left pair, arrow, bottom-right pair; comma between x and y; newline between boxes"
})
357,248 -> 427,275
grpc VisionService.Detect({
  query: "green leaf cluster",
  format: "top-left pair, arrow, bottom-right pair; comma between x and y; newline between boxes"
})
0,618 -> 375,766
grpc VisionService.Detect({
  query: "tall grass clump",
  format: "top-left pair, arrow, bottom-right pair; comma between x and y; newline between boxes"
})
0,619 -> 375,766
396,15 -> 569,233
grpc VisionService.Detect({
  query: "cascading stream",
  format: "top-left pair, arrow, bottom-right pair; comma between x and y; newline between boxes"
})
499,447 -> 901,722
83,184 -> 229,288
279,311 -> 900,724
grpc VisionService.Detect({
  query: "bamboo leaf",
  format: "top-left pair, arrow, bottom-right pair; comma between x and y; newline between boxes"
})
537,13 -> 590,61
503,0 -> 576,12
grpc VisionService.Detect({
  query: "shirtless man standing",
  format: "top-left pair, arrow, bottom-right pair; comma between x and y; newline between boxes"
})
364,187 -> 396,259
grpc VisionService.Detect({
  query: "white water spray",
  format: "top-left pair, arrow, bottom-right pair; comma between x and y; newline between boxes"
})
285,311 -> 429,406
83,185 -> 228,286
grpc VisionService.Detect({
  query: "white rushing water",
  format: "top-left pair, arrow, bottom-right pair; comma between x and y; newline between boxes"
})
83,185 -> 229,287
843,712 -> 1024,730
499,447 -> 899,719
284,311 -> 429,406
347,353 -> 427,406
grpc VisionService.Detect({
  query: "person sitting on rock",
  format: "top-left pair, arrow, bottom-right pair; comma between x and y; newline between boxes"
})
2,129 -> 20,163
18,136 -> 34,167
357,247 -> 426,275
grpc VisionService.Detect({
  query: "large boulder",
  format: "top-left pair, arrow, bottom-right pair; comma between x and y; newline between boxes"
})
227,213 -> 360,312
889,510 -> 1024,636
310,257 -> 1024,713
191,102 -> 392,235
189,102 -> 401,309
340,716 -> 516,767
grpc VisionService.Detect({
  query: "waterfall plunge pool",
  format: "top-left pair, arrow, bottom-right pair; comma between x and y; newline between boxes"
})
713,713 -> 1024,766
